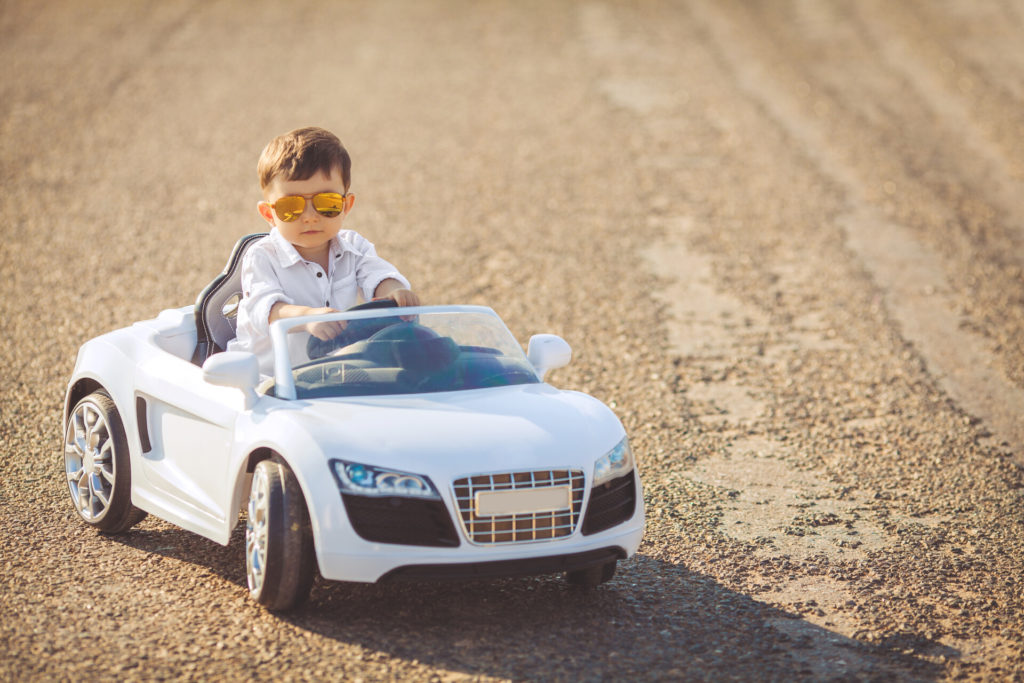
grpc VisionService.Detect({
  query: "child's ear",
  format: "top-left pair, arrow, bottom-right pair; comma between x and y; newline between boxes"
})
343,193 -> 355,216
257,201 -> 276,226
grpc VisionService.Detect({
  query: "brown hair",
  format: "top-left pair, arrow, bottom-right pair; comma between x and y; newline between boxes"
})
258,127 -> 352,192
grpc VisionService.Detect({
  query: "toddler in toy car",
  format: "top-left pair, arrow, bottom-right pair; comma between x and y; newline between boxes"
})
228,126 -> 420,373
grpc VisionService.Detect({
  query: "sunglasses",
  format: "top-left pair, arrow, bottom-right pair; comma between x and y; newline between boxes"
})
270,192 -> 349,222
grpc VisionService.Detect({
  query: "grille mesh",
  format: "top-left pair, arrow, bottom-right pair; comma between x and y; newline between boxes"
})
453,469 -> 585,545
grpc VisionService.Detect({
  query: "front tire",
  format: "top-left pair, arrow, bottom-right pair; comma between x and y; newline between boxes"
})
246,458 -> 315,611
566,560 -> 617,588
63,391 -> 147,533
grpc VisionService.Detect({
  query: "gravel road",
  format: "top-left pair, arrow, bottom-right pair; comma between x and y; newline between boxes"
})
2,1 -> 1023,680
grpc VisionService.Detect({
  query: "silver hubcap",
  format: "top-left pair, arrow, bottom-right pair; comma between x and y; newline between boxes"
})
64,400 -> 115,521
245,466 -> 270,594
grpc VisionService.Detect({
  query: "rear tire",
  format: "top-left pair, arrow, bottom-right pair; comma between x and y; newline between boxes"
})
63,391 -> 147,533
565,560 -> 617,588
245,458 -> 315,611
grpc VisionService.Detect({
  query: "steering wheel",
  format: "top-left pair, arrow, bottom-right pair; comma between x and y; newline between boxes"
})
305,298 -> 400,360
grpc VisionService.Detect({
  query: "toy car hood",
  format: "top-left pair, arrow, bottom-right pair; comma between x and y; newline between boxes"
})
269,383 -> 625,474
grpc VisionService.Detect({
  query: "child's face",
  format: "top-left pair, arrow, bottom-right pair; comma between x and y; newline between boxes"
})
258,167 -> 354,259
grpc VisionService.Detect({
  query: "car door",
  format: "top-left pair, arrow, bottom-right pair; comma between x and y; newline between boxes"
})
133,352 -> 242,533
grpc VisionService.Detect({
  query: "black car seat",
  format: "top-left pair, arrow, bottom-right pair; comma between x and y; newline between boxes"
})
191,233 -> 268,366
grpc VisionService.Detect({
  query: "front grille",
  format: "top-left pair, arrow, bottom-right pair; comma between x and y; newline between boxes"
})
582,470 -> 637,535
453,469 -> 586,545
342,494 -> 460,547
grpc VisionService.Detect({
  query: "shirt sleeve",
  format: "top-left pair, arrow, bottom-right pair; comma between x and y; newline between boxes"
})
235,247 -> 294,344
348,232 -> 412,301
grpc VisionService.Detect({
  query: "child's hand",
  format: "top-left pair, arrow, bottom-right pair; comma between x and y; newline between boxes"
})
384,288 -> 420,307
304,307 -> 345,340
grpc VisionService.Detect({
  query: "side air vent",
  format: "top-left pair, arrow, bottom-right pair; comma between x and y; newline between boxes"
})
135,396 -> 152,453
342,495 -> 460,547
582,470 -> 637,535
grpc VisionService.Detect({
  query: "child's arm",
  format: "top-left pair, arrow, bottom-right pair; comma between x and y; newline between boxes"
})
269,303 -> 344,340
373,279 -> 420,307
344,232 -> 418,307
268,280 -> 418,342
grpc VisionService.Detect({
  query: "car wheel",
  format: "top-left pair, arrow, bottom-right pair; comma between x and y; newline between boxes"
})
246,458 -> 315,611
63,390 -> 147,533
565,560 -> 617,588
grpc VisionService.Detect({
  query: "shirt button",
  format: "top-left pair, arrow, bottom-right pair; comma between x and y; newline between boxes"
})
316,272 -> 323,278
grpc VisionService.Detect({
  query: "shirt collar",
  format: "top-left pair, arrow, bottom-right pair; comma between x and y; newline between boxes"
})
267,228 -> 353,269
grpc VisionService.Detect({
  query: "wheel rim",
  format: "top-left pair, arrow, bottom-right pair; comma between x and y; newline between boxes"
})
246,466 -> 270,594
64,399 -> 116,521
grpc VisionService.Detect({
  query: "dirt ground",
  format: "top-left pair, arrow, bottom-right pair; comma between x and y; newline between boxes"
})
2,0 -> 1023,680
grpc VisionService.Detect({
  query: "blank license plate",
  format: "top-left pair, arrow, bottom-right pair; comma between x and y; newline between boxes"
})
475,486 -> 572,517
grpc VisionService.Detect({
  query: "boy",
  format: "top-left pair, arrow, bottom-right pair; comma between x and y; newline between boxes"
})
228,127 -> 419,373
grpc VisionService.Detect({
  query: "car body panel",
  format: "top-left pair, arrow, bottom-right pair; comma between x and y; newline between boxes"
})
64,305 -> 645,582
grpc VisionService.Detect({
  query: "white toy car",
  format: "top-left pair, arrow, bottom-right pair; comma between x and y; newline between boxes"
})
62,235 -> 644,610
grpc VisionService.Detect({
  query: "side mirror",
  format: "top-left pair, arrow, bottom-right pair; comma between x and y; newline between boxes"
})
527,334 -> 572,381
203,351 -> 260,408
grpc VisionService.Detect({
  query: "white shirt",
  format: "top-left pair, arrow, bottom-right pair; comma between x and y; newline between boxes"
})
227,228 -> 410,373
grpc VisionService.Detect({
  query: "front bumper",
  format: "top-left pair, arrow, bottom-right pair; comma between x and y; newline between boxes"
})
315,506 -> 645,583
312,463 -> 645,584
380,546 -> 626,582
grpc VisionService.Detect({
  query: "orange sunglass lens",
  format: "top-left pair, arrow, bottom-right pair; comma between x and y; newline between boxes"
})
312,193 -> 345,217
272,196 -> 305,222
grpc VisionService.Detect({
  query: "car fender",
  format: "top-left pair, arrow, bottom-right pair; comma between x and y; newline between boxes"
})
226,406 -> 347,558
64,336 -> 141,456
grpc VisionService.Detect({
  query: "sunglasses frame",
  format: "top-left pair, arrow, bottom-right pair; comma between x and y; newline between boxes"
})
269,192 -> 350,222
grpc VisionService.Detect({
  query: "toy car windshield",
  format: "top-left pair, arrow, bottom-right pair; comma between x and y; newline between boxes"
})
270,307 -> 541,399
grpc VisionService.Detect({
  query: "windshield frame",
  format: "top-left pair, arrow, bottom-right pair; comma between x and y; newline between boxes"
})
268,304 -> 535,400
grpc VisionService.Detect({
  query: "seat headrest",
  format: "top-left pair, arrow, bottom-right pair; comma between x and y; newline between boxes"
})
191,233 -> 268,366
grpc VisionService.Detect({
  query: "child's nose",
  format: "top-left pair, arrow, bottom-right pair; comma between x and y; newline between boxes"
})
301,200 -> 319,219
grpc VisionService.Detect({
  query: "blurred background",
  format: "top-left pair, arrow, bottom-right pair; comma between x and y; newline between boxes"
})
2,1 -> 1023,680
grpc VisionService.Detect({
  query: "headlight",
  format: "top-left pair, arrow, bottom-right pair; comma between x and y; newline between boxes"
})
593,436 -> 633,486
330,459 -> 441,499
